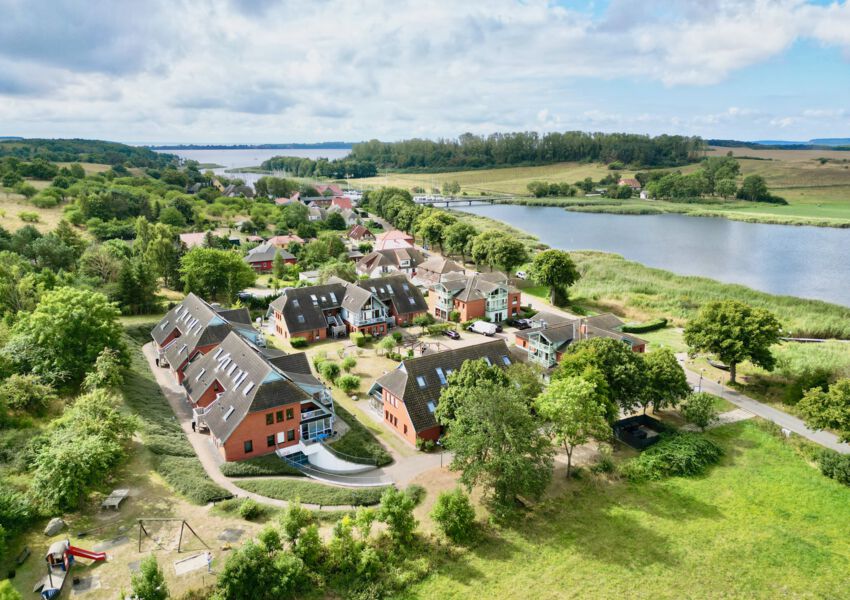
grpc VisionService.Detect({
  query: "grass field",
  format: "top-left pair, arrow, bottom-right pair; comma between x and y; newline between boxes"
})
0,190 -> 67,232
565,250 -> 850,339
406,420 -> 850,599
351,146 -> 850,227
352,162 -> 616,196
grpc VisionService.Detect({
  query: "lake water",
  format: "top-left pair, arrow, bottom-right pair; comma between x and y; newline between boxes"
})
154,148 -> 351,186
458,204 -> 850,307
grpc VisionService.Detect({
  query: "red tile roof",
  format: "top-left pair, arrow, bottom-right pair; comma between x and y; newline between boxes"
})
268,234 -> 305,247
331,196 -> 353,210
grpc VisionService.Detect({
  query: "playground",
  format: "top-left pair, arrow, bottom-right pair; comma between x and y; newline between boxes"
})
5,446 -> 270,599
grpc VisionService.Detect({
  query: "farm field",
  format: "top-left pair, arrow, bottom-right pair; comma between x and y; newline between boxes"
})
352,162 -> 616,196
406,421 -> 850,600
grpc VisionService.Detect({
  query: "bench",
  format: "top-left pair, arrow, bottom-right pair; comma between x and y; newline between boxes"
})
101,489 -> 130,510
15,546 -> 30,566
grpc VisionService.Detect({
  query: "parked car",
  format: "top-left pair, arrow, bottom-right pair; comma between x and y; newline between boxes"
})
469,321 -> 498,336
442,329 -> 460,340
515,270 -> 528,280
513,318 -> 533,330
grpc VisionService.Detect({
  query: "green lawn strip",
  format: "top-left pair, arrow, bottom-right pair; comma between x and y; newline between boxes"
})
123,325 -> 230,503
220,454 -> 304,477
412,420 -> 850,599
236,479 -> 389,506
570,251 -> 850,339
328,402 -> 394,466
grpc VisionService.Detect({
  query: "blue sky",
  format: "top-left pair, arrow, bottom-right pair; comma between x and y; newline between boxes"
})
0,0 -> 847,143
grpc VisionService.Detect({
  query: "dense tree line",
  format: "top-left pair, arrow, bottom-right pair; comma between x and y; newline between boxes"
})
363,187 -> 528,272
0,138 -> 176,168
260,155 -> 377,179
350,131 -> 705,170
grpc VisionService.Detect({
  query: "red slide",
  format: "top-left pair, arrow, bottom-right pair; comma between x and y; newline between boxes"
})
67,545 -> 106,562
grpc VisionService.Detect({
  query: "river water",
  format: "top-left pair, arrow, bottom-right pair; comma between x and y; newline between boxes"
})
155,148 -> 351,186
458,204 -> 850,307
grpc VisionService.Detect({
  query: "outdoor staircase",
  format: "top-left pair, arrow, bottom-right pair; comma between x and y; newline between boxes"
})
277,444 -> 392,487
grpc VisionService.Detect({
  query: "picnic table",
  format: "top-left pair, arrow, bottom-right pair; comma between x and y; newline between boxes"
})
101,489 -> 129,510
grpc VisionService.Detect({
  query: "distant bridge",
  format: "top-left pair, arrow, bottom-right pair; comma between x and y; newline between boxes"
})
412,195 -> 521,207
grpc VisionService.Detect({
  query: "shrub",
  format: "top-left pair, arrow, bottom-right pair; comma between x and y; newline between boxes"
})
425,323 -> 454,336
351,332 -> 371,348
621,318 -> 668,333
590,445 -> 616,474
130,555 -> 168,600
320,361 -> 341,383
431,488 -> 476,544
337,375 -> 361,394
817,450 -> 850,486
341,356 -> 357,372
290,337 -> 308,348
312,351 -> 328,371
18,211 -> 40,223
404,484 -> 426,506
0,374 -> 56,414
377,487 -> 417,545
415,437 -> 436,452
448,310 -> 461,322
219,455 -> 303,477
620,433 -> 723,482
391,331 -> 403,343
238,498 -> 263,520
680,392 -> 720,431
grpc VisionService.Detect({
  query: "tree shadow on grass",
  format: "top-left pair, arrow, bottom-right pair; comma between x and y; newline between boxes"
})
430,528 -> 522,586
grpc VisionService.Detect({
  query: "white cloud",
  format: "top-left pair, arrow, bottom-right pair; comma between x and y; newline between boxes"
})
0,0 -> 848,141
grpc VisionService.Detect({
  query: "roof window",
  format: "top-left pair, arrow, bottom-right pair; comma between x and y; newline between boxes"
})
416,376 -> 427,388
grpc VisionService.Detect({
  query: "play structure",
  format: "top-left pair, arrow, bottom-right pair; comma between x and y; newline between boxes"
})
34,540 -> 106,599
137,518 -> 209,553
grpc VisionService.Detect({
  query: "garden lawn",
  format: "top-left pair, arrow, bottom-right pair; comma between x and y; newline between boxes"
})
236,479 -> 389,506
407,421 -> 850,599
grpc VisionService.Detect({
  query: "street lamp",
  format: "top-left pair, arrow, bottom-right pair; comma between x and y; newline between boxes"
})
698,368 -> 705,393
436,439 -> 444,468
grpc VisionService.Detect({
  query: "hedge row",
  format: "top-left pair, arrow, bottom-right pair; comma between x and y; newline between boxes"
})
621,318 -> 668,333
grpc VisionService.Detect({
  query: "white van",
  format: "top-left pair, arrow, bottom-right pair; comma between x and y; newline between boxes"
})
515,271 -> 528,280
469,320 -> 498,337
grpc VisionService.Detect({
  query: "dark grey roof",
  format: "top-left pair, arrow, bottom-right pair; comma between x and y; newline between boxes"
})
584,313 -> 625,331
152,294 -> 252,370
269,283 -> 348,334
433,271 -> 511,302
374,339 -> 514,433
516,320 -> 578,351
244,242 -> 295,264
183,332 -> 311,443
356,274 -> 427,316
340,284 -> 375,312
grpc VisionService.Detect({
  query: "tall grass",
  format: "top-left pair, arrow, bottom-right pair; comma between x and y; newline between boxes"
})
570,251 -> 850,339
236,479 -> 389,506
123,325 -> 230,503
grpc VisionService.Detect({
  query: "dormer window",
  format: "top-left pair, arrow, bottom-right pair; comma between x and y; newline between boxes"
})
416,376 -> 426,388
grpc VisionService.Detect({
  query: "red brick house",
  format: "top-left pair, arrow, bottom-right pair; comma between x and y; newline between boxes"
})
369,340 -> 517,446
428,271 -> 521,323
269,274 -> 428,343
314,183 -> 343,196
151,293 -> 261,383
182,332 -> 335,461
244,242 -> 297,273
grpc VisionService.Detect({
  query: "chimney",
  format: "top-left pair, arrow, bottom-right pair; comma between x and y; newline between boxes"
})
540,320 -> 547,330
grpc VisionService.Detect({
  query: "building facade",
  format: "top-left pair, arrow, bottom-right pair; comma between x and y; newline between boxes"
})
428,271 -> 521,323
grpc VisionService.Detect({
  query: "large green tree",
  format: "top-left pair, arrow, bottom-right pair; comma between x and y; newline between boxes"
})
642,348 -> 691,413
470,230 -> 528,274
436,358 -> 510,424
535,375 -> 611,478
798,379 -> 850,442
530,249 -> 580,305
3,287 -> 126,385
442,221 -> 477,261
554,337 -> 645,415
179,247 -> 256,302
442,382 -> 553,512
684,300 -> 781,383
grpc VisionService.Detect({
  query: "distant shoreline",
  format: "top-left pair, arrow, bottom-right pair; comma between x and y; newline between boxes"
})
148,142 -> 355,150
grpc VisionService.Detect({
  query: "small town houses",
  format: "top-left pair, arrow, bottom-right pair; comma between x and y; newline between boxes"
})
151,293 -> 264,383
428,270 -> 521,323
270,274 -> 428,342
369,340 -> 519,445
151,296 -> 335,462
355,246 -> 426,278
243,241 -> 296,273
